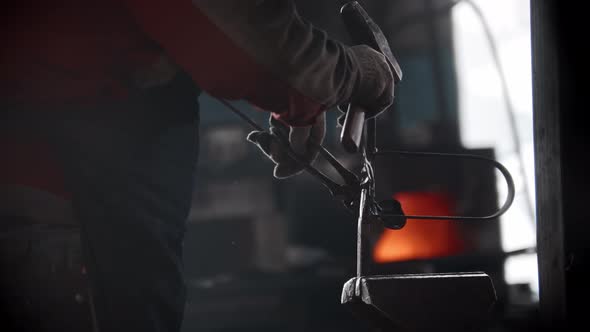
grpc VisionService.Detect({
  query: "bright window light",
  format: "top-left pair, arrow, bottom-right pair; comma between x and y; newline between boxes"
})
452,0 -> 538,298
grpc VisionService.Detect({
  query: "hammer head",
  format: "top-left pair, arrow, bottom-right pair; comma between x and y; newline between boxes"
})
340,1 -> 403,82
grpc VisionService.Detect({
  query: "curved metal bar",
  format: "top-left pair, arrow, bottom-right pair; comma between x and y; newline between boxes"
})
372,149 -> 515,221
217,97 -> 515,221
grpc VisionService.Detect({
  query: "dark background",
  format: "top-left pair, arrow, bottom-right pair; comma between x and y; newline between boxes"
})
5,0 -> 586,331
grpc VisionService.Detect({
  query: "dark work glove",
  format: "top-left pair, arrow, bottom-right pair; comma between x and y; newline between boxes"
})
336,45 -> 395,126
247,113 -> 326,179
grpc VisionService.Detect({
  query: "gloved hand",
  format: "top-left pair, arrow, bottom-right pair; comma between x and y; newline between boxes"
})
337,45 -> 396,126
247,113 -> 326,179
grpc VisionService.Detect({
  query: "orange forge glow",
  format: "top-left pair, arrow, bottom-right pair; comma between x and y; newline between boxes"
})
373,192 -> 465,263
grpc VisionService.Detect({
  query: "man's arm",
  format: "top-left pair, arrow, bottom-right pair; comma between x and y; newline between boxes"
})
124,0 -> 362,126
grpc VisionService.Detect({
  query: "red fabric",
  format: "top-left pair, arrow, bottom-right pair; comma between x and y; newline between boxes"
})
1,0 -> 324,193
123,0 -> 325,126
1,0 -> 324,122
1,1 -> 161,107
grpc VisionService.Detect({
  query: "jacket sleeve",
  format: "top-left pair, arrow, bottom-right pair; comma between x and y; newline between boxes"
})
123,0 -> 360,126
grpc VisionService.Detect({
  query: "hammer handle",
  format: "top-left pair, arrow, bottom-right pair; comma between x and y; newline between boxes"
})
340,105 -> 365,153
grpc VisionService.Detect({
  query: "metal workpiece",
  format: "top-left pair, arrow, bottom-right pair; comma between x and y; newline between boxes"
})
217,2 -> 515,330
218,0 -> 515,225
341,272 -> 497,331
220,95 -> 510,329
219,101 -> 514,226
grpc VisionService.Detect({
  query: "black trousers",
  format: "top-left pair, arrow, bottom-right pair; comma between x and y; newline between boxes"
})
6,73 -> 201,332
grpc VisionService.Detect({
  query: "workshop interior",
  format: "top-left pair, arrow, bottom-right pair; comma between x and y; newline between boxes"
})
2,0 -> 585,331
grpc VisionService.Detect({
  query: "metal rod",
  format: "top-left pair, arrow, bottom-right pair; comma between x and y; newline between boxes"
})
356,187 -> 369,278
367,118 -> 377,157
318,148 -> 359,186
218,99 -> 265,131
373,149 -> 515,220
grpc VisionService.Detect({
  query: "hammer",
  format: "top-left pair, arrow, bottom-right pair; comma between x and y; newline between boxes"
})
340,1 -> 403,153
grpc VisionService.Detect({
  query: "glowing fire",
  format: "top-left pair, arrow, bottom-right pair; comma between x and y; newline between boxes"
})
373,192 -> 465,263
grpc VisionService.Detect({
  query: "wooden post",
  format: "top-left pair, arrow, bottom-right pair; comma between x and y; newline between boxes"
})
531,0 -> 590,329
531,0 -> 566,325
